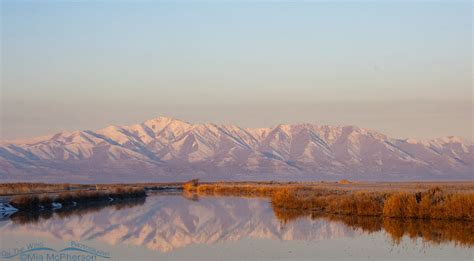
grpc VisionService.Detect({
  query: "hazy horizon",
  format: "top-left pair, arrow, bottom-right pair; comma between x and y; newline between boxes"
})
1,1 -> 472,140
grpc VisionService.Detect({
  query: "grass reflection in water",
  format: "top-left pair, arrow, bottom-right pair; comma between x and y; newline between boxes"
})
272,206 -> 474,247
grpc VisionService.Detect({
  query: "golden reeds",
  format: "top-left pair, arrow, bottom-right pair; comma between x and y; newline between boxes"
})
184,183 -> 474,221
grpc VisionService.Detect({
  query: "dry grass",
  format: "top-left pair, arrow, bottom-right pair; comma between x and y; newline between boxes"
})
183,179 -> 199,191
382,188 -> 473,220
9,195 -> 41,210
188,183 -> 283,197
274,187 -> 474,221
271,189 -> 384,216
184,183 -> 474,221
0,183 -> 76,195
338,179 -> 351,184
9,187 -> 146,210
184,181 -> 302,197
0,182 -> 183,196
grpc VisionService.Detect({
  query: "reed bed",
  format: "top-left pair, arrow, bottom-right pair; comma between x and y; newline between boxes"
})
270,187 -> 473,221
9,187 -> 146,211
0,183 -> 77,195
184,182 -> 474,221
185,183 -> 284,197
272,189 -> 384,216
0,182 -> 183,196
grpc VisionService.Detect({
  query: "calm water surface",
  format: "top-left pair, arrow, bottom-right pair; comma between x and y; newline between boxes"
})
0,194 -> 472,260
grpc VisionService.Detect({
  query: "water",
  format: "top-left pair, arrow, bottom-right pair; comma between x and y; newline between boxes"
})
0,194 -> 472,260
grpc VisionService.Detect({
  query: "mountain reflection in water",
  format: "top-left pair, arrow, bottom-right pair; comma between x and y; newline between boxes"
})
0,194 -> 472,253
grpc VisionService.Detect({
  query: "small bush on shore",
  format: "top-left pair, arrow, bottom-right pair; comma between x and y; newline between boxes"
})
10,195 -> 40,210
183,179 -> 200,191
383,193 -> 415,218
38,195 -> 53,207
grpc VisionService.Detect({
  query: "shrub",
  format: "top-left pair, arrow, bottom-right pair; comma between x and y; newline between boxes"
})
383,192 -> 422,218
183,179 -> 199,191
38,195 -> 53,207
10,195 -> 40,210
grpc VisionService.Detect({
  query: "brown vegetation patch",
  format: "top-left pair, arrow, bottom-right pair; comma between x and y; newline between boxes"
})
10,187 -> 146,211
184,183 -> 474,221
0,183 -> 75,195
10,197 -> 146,225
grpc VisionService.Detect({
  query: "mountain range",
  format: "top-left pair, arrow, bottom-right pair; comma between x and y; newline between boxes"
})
0,116 -> 472,182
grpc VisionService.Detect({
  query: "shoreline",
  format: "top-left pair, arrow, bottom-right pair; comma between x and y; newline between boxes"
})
1,181 -> 473,222
0,185 -> 472,247
2,191 -> 472,247
183,181 -> 474,221
2,187 -> 147,214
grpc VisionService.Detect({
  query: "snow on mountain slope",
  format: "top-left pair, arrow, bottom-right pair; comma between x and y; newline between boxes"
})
0,116 -> 472,182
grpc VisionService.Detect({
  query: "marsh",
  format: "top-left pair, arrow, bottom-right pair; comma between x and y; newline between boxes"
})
0,192 -> 472,260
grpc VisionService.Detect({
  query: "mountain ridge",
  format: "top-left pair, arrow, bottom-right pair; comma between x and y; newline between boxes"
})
0,116 -> 472,182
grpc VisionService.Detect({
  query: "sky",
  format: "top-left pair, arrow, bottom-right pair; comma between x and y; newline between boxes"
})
1,0 -> 472,140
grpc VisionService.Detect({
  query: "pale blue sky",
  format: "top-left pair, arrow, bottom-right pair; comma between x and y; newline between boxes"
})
1,1 -> 472,140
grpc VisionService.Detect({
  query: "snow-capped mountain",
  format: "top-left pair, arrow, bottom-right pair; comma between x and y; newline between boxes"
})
0,116 -> 472,182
